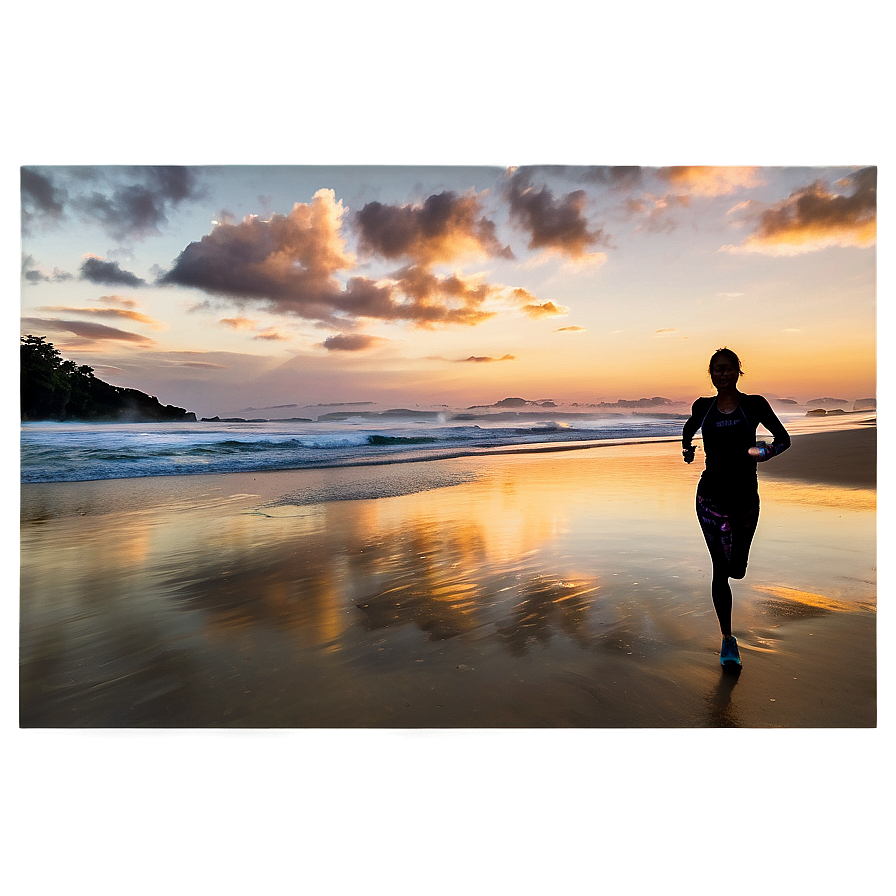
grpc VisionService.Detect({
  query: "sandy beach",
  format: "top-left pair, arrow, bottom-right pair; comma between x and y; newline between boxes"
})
19,421 -> 876,728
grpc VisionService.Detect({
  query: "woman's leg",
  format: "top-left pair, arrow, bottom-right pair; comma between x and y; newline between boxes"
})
697,495 -> 735,637
710,551 -> 733,637
727,499 -> 760,580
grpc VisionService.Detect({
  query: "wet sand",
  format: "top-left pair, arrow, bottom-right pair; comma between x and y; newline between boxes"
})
19,422 -> 877,727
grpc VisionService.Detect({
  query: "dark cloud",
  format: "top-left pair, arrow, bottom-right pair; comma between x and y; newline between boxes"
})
744,167 -> 876,252
505,170 -> 605,258
74,167 -> 203,240
80,256 -> 147,286
161,191 -> 498,328
458,354 -> 515,363
354,191 -> 514,265
21,253 -> 73,285
20,317 -> 154,344
21,168 -> 68,234
22,165 -> 205,241
160,191 -> 353,321
322,333 -> 385,352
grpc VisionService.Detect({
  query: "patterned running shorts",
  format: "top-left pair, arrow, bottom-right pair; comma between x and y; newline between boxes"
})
696,493 -> 760,577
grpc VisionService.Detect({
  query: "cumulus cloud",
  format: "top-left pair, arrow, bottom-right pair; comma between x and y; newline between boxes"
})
458,354 -> 515,363
722,167 -> 876,255
161,190 -> 354,321
35,306 -> 163,328
656,166 -> 763,197
161,191 -> 505,329
20,317 -> 155,344
505,169 -> 607,260
354,191 -> 513,265
80,256 -> 147,286
322,333 -> 386,352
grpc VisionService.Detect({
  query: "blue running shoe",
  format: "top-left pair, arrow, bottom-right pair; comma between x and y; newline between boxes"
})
720,636 -> 742,668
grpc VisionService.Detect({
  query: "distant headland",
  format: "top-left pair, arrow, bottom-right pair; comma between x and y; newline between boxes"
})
20,336 -> 196,423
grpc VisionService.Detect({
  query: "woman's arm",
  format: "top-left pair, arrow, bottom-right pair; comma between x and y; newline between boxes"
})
749,396 -> 791,461
681,399 -> 704,463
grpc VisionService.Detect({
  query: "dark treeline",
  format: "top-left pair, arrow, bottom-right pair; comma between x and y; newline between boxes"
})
20,336 -> 196,423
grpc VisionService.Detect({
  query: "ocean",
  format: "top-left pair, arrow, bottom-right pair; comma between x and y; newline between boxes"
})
18,413 -> 711,484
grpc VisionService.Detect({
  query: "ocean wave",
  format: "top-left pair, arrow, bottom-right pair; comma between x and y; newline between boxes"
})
20,417 -> 686,483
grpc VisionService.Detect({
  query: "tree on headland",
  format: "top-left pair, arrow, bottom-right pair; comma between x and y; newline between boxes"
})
20,335 -> 196,423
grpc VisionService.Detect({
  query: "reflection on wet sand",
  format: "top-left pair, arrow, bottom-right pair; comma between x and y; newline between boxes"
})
20,442 -> 877,727
705,667 -> 743,727
497,579 -> 599,655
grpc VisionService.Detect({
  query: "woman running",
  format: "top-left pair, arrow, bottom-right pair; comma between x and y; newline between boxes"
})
681,348 -> 791,668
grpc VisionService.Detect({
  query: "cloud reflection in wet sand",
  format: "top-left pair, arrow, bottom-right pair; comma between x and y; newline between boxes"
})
19,446 -> 876,726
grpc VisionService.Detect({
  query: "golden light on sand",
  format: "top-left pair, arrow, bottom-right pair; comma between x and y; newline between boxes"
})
751,584 -> 875,614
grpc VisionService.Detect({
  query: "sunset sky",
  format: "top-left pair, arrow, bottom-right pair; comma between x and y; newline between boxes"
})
20,164 -> 876,418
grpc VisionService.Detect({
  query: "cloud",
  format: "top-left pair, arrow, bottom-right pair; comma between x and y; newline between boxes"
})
656,166 -> 763,197
509,285 -> 573,313
161,190 -> 354,319
322,333 -> 386,352
655,328 -> 678,336
625,193 -> 691,233
95,294 -> 138,308
353,191 -> 513,265
22,165 -> 206,242
21,169 -> 67,234
22,166 -> 204,241
722,167 -> 876,255
21,253 -> 73,285
220,316 -> 259,330
556,325 -> 587,333
458,354 -> 515,363
162,191 -> 504,328
35,306 -> 163,328
20,317 -> 155,344
521,300 -> 569,319
253,329 -> 289,342
179,361 -> 227,369
80,256 -> 147,286
505,169 -> 607,260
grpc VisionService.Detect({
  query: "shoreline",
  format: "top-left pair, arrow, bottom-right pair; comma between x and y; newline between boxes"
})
20,417 -> 876,509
